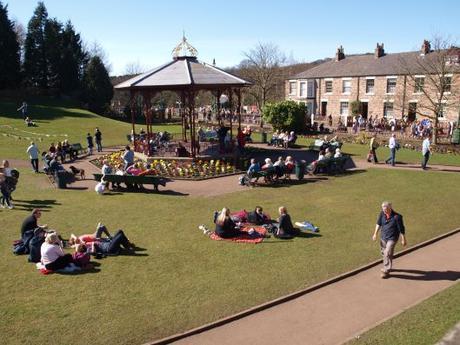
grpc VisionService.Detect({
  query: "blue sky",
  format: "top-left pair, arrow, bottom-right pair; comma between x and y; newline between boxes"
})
6,0 -> 460,75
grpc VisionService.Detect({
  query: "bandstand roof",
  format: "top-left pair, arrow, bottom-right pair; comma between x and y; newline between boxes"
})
115,56 -> 252,91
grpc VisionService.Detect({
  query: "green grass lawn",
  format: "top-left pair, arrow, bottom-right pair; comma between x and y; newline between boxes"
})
2,101 -> 460,344
346,282 -> 460,345
0,101 -> 182,159
1,166 -> 460,345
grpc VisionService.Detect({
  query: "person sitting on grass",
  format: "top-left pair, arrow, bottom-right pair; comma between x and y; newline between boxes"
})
274,206 -> 299,238
247,206 -> 270,225
41,232 -> 75,271
24,116 -> 36,127
72,243 -> 91,268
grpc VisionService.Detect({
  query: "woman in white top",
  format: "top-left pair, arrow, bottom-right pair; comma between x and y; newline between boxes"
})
334,148 -> 342,158
41,233 -> 74,271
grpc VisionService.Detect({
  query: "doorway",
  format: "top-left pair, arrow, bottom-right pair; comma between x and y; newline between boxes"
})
321,101 -> 327,116
408,102 -> 417,121
361,102 -> 368,118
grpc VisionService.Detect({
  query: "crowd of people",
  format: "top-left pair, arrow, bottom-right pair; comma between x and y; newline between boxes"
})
244,155 -> 296,185
15,209 -> 137,273
268,130 -> 297,148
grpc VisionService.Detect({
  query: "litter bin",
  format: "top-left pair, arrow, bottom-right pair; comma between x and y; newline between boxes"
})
295,160 -> 306,180
54,171 -> 67,189
452,128 -> 460,145
261,132 -> 267,144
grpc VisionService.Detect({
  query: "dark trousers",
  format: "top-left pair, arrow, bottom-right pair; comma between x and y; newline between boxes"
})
107,230 -> 131,254
386,148 -> 396,166
1,186 -> 11,206
30,158 -> 39,172
371,148 -> 378,163
96,140 -> 102,152
45,254 -> 73,271
422,152 -> 430,169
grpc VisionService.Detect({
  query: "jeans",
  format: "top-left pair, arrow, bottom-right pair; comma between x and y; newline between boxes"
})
30,158 -> 39,172
1,186 -> 11,207
371,148 -> 378,163
96,141 -> 102,152
95,225 -> 112,238
99,230 -> 131,254
422,152 -> 430,169
386,148 -> 396,166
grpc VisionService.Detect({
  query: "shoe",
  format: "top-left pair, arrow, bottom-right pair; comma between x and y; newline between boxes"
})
0,204 -> 4,209
7,204 -> 14,209
380,270 -> 389,279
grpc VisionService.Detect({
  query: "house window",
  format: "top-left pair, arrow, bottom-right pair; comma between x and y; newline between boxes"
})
414,77 -> 424,93
307,80 -> 315,98
342,80 -> 352,93
366,79 -> 374,94
383,102 -> 394,117
299,82 -> 307,97
289,82 -> 297,95
325,81 -> 333,93
386,78 -> 397,93
340,102 -> 349,116
442,76 -> 452,93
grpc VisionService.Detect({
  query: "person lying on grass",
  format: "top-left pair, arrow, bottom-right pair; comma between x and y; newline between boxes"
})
68,222 -> 112,246
69,224 -> 135,256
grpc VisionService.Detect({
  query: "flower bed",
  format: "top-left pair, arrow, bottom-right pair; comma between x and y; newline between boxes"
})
90,151 -> 244,180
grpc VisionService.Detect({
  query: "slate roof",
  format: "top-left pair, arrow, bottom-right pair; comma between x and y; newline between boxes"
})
292,50 -> 459,79
115,56 -> 251,90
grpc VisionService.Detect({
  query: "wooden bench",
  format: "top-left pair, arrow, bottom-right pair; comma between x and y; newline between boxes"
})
93,173 -> 170,192
308,141 -> 342,152
307,156 -> 349,175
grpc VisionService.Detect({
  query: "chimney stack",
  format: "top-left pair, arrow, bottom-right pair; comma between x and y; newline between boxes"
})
336,45 -> 345,61
421,40 -> 431,55
374,43 -> 385,58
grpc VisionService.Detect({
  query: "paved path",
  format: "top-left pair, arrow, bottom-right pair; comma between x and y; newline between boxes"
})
169,232 -> 460,345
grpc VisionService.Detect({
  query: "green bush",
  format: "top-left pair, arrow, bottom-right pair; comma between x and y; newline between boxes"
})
262,100 -> 306,132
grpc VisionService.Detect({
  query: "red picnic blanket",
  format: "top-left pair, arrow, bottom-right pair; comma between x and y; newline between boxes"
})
209,225 -> 267,244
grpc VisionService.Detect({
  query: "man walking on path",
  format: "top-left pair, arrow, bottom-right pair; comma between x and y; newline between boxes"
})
26,141 -> 40,173
95,128 -> 102,152
368,134 -> 379,163
385,134 -> 397,166
372,201 -> 407,278
421,135 -> 431,170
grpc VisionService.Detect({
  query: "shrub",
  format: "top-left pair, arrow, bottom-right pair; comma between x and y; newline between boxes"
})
262,100 -> 306,132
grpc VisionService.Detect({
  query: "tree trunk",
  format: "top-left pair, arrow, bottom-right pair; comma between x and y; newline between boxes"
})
432,115 -> 438,145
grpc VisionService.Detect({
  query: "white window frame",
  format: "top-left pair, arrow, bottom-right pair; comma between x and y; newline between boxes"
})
386,77 -> 397,94
365,78 -> 375,94
307,80 -> 315,98
413,76 -> 425,94
442,75 -> 452,94
342,79 -> 352,94
340,101 -> 349,116
289,81 -> 297,96
299,82 -> 307,97
383,101 -> 394,118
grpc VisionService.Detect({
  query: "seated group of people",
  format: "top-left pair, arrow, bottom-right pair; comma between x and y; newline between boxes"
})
19,209 -> 136,272
246,156 -> 295,184
24,116 -> 36,127
307,147 -> 343,174
268,130 -> 297,148
42,140 -> 77,169
200,206 -> 299,239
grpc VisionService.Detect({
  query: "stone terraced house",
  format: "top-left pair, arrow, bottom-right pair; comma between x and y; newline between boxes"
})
286,41 -> 460,124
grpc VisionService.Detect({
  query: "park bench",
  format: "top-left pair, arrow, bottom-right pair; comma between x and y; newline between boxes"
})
308,140 -> 342,152
307,156 -> 349,175
93,173 -> 170,192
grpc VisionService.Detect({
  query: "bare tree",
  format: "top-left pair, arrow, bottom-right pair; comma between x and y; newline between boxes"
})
397,36 -> 460,143
239,42 -> 286,110
124,60 -> 148,76
85,41 -> 112,74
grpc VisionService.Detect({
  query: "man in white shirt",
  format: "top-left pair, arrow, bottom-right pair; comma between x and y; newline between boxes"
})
385,134 -> 397,166
421,136 -> 431,170
26,141 -> 40,173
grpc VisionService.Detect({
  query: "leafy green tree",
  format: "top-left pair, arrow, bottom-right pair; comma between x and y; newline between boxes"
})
60,21 -> 87,92
44,18 -> 63,88
0,1 -> 21,88
262,100 -> 306,132
350,100 -> 361,116
82,56 -> 113,113
23,1 -> 48,87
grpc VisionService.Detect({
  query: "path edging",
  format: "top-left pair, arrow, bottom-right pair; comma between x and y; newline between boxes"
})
146,227 -> 460,345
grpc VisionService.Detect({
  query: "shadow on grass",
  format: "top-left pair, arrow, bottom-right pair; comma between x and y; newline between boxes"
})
295,231 -> 322,239
252,178 -> 321,189
12,199 -> 60,211
0,102 -> 95,120
389,269 -> 460,281
105,187 -> 189,196
65,186 -> 89,190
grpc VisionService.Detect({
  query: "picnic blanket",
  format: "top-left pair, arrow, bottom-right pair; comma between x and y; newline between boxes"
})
209,225 -> 267,244
35,262 -> 81,275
